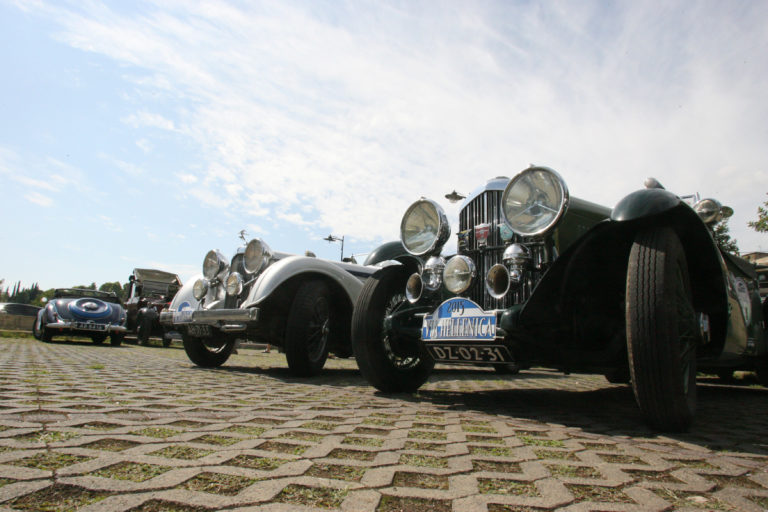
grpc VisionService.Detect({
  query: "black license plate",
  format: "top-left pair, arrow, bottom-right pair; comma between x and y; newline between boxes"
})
186,324 -> 212,338
426,344 -> 512,363
74,322 -> 107,331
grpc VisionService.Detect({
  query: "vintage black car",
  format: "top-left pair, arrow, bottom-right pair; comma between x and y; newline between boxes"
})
124,268 -> 182,346
33,288 -> 127,345
353,166 -> 768,432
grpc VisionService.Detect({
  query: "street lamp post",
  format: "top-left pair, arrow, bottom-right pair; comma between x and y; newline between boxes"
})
323,234 -> 345,261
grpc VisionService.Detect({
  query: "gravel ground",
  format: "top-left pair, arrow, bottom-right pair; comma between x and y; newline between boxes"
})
0,336 -> 767,511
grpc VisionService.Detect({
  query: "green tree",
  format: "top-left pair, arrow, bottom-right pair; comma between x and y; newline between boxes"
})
748,193 -> 768,233
713,218 -> 739,254
99,281 -> 125,300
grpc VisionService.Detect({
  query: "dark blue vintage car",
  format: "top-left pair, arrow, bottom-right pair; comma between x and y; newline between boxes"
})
33,288 -> 127,345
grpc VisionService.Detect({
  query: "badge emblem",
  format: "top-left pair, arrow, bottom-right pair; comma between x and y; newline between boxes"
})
474,223 -> 490,247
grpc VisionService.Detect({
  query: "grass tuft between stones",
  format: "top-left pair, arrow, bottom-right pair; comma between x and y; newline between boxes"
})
274,484 -> 347,508
9,484 -> 110,512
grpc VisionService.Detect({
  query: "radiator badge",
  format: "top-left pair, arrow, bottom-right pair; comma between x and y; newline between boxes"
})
499,223 -> 515,241
474,223 -> 490,247
457,230 -> 470,251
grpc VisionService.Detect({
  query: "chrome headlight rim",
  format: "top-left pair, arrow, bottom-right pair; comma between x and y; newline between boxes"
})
192,278 -> 209,301
693,198 -> 726,224
243,238 -> 273,274
203,250 -> 228,280
501,166 -> 569,237
399,198 -> 451,256
226,272 -> 244,296
443,255 -> 477,294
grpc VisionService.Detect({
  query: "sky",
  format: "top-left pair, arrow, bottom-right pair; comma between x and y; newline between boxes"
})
1,0 -> 767,291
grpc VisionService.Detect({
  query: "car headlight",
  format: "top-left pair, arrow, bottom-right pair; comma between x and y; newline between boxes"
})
400,198 -> 450,256
693,198 -> 732,224
244,238 -> 272,274
501,166 -> 569,237
226,272 -> 244,296
203,250 -> 228,279
443,255 -> 476,294
193,279 -> 209,300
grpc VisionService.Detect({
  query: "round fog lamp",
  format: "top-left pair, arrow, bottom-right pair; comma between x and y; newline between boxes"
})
226,272 -> 244,296
443,255 -> 476,294
193,279 -> 209,300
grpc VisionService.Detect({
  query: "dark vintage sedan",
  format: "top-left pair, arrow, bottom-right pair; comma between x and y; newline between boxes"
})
124,268 -> 182,346
33,288 -> 127,345
353,166 -> 767,432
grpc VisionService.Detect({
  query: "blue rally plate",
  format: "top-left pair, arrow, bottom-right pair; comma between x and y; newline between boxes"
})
421,297 -> 496,341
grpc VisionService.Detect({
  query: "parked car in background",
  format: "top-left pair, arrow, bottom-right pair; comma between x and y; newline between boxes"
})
160,236 -> 379,376
0,303 -> 41,331
33,288 -> 127,345
353,166 -> 768,432
124,268 -> 182,346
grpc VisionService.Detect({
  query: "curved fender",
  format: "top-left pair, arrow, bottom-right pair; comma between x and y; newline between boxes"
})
364,240 -> 410,266
611,189 -> 681,222
245,256 -> 379,306
169,274 -> 202,312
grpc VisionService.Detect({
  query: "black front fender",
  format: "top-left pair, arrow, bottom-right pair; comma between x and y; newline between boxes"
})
611,188 -> 681,222
520,203 -> 729,357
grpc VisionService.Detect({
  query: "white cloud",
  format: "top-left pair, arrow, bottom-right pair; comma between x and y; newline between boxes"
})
14,0 -> 768,253
25,191 -> 53,207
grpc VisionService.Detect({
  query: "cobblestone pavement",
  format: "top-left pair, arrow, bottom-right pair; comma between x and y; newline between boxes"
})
0,337 -> 767,512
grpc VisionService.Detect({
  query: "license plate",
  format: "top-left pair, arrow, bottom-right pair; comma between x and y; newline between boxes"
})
426,344 -> 512,363
186,324 -> 212,337
421,297 -> 496,341
74,322 -> 107,331
173,310 -> 194,323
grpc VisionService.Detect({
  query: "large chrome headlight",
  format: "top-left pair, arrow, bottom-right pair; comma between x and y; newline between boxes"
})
400,199 -> 450,256
226,272 -> 244,296
193,279 -> 209,300
502,166 -> 569,237
244,238 -> 272,274
443,255 -> 476,294
203,250 -> 228,279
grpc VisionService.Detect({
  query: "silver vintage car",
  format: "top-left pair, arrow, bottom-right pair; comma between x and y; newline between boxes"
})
160,237 -> 379,376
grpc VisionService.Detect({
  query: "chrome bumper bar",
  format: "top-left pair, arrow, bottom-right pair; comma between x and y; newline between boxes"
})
159,307 -> 260,326
46,321 -> 127,333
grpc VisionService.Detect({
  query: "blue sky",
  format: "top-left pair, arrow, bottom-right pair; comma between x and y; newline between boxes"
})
1,0 -> 767,290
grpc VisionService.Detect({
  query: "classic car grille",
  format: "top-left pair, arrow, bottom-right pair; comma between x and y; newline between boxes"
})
458,190 -> 520,311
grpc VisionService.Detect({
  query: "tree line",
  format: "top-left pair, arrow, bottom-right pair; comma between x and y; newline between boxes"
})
0,280 -> 129,306
2,194 -> 766,307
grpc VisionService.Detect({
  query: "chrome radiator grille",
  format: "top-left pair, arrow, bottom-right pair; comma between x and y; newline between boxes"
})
458,190 -> 519,310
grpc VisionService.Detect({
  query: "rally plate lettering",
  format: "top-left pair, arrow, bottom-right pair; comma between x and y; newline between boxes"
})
421,297 -> 497,341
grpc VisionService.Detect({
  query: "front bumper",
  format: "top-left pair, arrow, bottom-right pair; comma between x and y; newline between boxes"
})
159,307 -> 260,332
46,321 -> 127,334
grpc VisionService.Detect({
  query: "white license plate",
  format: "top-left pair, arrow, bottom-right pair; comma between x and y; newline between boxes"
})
186,324 -> 212,337
426,344 -> 512,363
173,310 -> 194,323
422,297 -> 497,341
74,322 -> 107,331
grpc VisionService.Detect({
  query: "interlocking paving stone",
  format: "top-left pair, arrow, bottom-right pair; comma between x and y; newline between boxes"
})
0,337 -> 767,511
